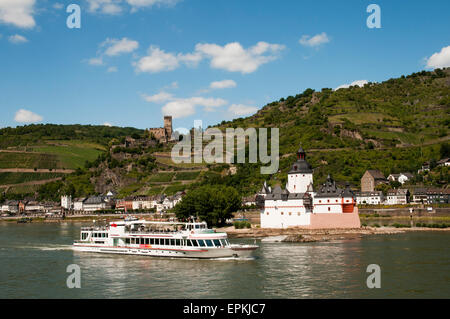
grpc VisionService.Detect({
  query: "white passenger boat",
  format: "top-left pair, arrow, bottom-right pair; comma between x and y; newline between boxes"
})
73,218 -> 258,259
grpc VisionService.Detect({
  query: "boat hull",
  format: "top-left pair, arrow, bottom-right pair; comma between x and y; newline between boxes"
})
73,243 -> 257,259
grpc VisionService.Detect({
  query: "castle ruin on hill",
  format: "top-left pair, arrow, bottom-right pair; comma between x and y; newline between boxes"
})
148,116 -> 174,143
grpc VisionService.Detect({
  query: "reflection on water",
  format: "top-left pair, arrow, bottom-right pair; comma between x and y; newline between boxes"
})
0,222 -> 449,298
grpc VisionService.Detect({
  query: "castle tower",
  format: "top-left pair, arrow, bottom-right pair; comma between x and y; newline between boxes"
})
286,146 -> 313,193
164,116 -> 173,140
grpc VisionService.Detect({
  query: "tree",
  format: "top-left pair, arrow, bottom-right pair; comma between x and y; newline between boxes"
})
174,185 -> 241,226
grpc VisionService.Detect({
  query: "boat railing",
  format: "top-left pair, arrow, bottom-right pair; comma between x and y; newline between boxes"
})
125,229 -> 183,235
81,226 -> 108,231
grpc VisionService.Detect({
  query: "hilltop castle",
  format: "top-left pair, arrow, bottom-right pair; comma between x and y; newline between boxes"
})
260,146 -> 360,229
148,116 -> 174,143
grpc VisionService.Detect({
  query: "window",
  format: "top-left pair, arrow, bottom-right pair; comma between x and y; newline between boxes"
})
327,199 -> 330,203
213,239 -> 221,247
192,240 -> 198,247
176,239 -> 181,246
164,239 -> 169,246
205,240 -> 213,247
131,238 -> 136,244
328,207 -> 331,211
125,238 -> 130,244
187,240 -> 192,246
197,240 -> 206,247
145,238 -> 149,245
150,238 -> 155,245
289,212 -> 292,216
267,212 -> 269,215
319,200 -> 322,203
170,239 -> 175,246
281,212 -> 284,215
154,238 -> 159,245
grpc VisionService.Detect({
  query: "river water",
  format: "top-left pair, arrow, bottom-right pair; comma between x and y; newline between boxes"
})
0,222 -> 449,299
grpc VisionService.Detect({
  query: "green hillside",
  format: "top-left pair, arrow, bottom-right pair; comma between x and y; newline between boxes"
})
0,124 -> 144,199
1,69 -> 449,201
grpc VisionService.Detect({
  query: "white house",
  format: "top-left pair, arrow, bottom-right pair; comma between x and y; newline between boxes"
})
386,189 -> 409,205
25,201 -> 44,212
388,173 -> 414,185
355,191 -> 384,205
73,198 -> 85,211
82,196 -> 107,212
61,195 -> 72,210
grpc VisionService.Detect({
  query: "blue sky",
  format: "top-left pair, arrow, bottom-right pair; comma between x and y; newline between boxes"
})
0,0 -> 449,130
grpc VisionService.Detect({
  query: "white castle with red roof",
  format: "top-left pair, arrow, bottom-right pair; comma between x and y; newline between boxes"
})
260,146 -> 360,229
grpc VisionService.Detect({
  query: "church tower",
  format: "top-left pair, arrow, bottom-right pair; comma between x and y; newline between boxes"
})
286,146 -> 313,193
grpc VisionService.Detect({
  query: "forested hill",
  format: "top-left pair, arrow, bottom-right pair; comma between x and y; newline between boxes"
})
219,68 -> 449,154
0,124 -> 144,148
213,68 -> 449,192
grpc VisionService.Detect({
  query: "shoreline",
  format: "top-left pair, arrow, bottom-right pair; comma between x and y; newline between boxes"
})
2,214 -> 449,243
217,225 -> 450,242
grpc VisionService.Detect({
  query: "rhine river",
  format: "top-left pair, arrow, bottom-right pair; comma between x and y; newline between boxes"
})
0,222 -> 449,299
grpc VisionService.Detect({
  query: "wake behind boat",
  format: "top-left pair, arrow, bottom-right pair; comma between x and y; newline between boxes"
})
73,217 -> 258,259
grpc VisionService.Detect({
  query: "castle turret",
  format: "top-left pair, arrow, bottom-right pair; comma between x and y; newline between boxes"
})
287,146 -> 313,193
164,116 -> 173,140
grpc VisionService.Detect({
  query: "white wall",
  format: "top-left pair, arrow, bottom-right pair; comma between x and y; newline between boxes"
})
261,198 -> 311,228
287,173 -> 313,193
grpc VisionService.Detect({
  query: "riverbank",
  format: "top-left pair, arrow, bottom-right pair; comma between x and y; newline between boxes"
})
217,225 -> 450,242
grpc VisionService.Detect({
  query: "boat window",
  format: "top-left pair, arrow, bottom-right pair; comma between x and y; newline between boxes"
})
150,238 -> 154,245
195,225 -> 200,229
176,239 -> 181,246
197,240 -> 205,247
154,238 -> 159,245
187,240 -> 192,246
170,239 -> 175,246
145,238 -> 149,245
205,240 -> 213,247
164,239 -> 169,246
125,238 -> 130,244
213,239 -> 221,247
220,239 -> 227,246
191,240 -> 198,247
131,238 -> 136,244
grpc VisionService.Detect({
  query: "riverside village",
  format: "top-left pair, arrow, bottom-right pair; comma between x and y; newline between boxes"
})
1,118 -> 449,236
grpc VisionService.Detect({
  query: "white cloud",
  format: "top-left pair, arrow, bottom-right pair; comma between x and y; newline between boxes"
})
8,34 -> 28,44
53,3 -> 64,10
334,80 -> 368,90
299,32 -> 330,47
14,109 -> 43,123
135,41 -> 284,74
142,90 -> 227,118
86,0 -> 179,15
103,122 -> 113,126
88,57 -> 104,66
426,46 -> 450,69
228,104 -> 258,117
134,46 -> 179,73
210,79 -> 237,89
196,41 -> 285,74
107,66 -> 118,72
162,97 -> 227,119
126,0 -> 180,9
0,0 -> 35,29
86,0 -> 123,15
102,37 -> 139,56
142,91 -> 173,103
